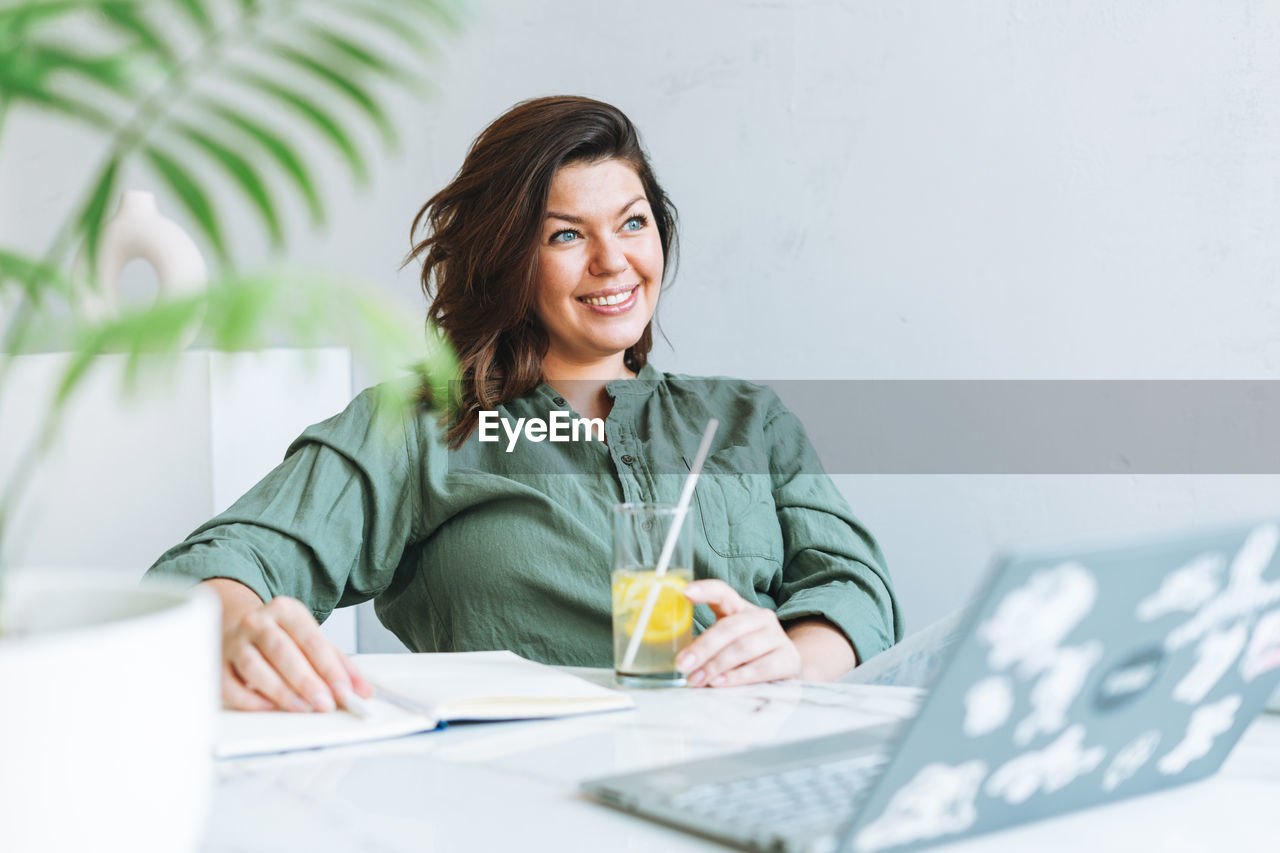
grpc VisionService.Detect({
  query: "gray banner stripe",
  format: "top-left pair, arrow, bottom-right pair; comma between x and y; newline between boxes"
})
772,380 -> 1280,474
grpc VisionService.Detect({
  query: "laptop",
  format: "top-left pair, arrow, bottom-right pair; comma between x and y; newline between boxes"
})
581,521 -> 1280,853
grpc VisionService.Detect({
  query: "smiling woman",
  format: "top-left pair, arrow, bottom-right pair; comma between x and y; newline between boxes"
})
146,96 -> 903,712
409,96 -> 678,436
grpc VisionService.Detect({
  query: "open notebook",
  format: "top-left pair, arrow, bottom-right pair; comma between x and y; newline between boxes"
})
216,650 -> 634,758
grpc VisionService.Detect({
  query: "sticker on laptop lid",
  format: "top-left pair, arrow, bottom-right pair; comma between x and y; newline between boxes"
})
1172,622 -> 1249,704
985,724 -> 1105,805
1014,641 -> 1104,745
1165,524 -> 1280,653
963,676 -> 1014,737
852,760 -> 987,853
1137,553 -> 1225,622
1157,694 -> 1242,775
978,562 -> 1098,677
1240,609 -> 1280,681
1102,730 -> 1161,792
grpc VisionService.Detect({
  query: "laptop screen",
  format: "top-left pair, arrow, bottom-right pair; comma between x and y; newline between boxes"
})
845,521 -> 1280,853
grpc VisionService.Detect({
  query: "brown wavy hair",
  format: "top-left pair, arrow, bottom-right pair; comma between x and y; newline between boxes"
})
406,96 -> 678,447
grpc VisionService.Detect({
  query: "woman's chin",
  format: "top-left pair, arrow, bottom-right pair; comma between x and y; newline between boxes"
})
580,323 -> 649,357
548,338 -> 643,368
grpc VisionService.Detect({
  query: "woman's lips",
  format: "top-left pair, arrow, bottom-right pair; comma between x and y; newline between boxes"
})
577,285 -> 639,315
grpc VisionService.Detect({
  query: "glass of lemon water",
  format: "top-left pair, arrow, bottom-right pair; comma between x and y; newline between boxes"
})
611,502 -> 695,687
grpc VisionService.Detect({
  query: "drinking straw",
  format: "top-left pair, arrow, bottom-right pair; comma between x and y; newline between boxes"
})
620,418 -> 719,672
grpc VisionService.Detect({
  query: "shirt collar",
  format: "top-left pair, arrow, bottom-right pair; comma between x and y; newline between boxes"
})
606,361 -> 662,398
528,362 -> 663,408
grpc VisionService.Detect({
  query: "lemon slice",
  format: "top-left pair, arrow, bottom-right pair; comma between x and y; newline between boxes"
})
618,573 -> 693,644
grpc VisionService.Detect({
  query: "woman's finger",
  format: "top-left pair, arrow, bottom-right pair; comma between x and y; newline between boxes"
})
229,643 -> 310,712
678,608 -> 772,681
708,647 -> 802,688
269,597 -> 357,705
682,579 -> 751,618
252,618 -> 338,712
220,664 -> 275,711
344,658 -> 375,698
694,625 -> 781,684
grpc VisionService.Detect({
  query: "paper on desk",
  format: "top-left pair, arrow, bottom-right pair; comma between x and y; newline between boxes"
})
217,694 -> 439,758
842,606 -> 974,689
216,650 -> 633,759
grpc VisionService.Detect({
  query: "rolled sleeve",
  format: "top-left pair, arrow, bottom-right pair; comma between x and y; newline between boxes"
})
765,394 -> 904,663
145,535 -> 280,611
775,568 -> 898,665
144,389 -> 425,624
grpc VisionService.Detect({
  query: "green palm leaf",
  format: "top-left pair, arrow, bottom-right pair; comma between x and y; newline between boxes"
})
297,22 -> 407,81
99,2 -> 176,67
10,43 -> 140,100
0,69 -> 116,128
204,276 -> 279,351
322,1 -> 441,56
298,20 -> 432,99
76,159 -> 120,280
397,0 -> 464,33
227,67 -> 369,183
260,40 -> 397,147
144,146 -> 229,264
0,249 -> 70,307
1,0 -> 466,597
172,122 -> 285,248
116,297 -> 206,392
195,97 -> 324,225
172,0 -> 215,35
0,1 -> 87,32
55,291 -> 206,407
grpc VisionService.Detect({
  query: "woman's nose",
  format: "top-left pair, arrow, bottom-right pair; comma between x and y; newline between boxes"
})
588,236 -> 629,277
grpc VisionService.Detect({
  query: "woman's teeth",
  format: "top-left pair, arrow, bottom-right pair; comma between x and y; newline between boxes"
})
581,288 -> 634,307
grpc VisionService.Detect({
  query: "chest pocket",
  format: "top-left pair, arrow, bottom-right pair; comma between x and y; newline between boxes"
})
685,446 -> 782,563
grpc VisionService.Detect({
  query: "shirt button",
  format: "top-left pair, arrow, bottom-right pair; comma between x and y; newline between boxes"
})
552,396 -> 566,406
620,454 -> 635,466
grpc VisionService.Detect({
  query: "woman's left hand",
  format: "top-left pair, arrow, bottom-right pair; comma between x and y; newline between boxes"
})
677,579 -> 803,687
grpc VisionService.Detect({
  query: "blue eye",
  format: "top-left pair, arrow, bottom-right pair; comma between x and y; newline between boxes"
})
623,215 -> 648,231
550,229 -> 579,244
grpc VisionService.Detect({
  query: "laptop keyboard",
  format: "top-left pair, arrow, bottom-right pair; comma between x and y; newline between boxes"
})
664,751 -> 890,836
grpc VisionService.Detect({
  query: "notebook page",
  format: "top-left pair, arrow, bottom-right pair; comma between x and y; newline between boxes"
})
356,650 -> 634,721
216,695 -> 438,758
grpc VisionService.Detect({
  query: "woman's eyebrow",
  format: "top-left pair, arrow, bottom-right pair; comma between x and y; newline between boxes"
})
545,195 -> 647,224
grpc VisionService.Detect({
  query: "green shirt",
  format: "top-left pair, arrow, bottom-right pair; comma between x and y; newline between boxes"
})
146,364 -> 903,666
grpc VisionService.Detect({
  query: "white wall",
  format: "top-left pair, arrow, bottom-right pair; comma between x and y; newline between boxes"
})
4,1 -> 1279,640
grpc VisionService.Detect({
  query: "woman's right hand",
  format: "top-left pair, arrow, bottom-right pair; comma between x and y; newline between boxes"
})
203,578 -> 374,712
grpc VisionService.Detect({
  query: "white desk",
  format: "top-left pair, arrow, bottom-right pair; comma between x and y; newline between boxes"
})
207,671 -> 1280,853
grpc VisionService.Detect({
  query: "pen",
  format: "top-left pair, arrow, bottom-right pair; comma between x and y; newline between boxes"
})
336,688 -> 373,720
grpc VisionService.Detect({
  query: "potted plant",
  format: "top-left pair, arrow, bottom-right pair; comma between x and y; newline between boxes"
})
0,2 -> 459,849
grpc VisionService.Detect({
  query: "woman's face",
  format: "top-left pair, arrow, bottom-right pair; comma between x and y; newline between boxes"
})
533,158 -> 664,371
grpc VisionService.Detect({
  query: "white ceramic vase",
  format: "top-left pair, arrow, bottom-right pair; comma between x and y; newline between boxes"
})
73,189 -> 208,324
0,571 -> 220,852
